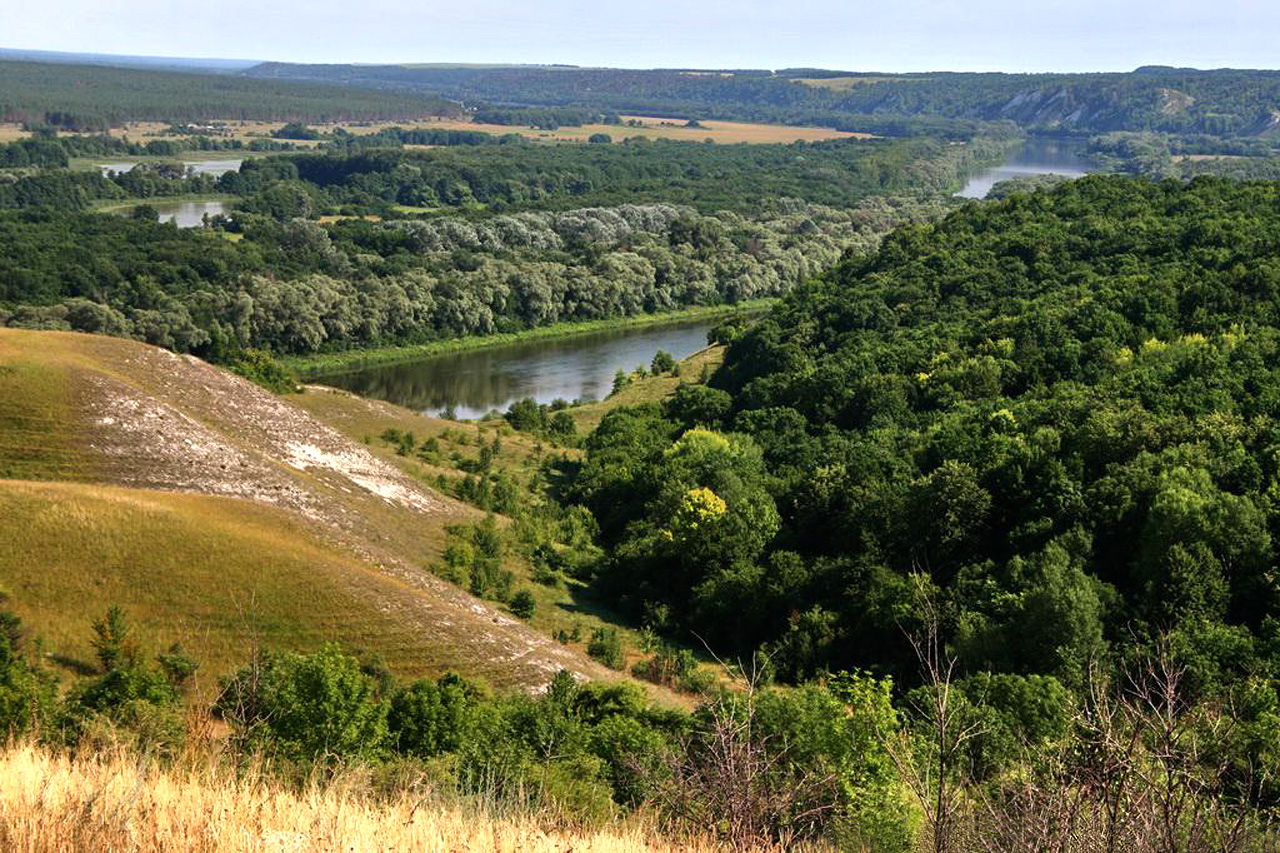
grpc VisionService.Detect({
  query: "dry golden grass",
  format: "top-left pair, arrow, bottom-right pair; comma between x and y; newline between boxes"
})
0,122 -> 28,141
0,742 -> 725,853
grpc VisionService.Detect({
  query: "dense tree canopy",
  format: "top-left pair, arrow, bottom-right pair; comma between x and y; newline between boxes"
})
577,176 -> 1280,693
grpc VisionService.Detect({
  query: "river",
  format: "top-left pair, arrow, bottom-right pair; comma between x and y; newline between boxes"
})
314,319 -> 719,420
956,138 -> 1097,199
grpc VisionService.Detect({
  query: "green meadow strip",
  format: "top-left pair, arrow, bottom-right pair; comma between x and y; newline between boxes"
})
284,300 -> 776,378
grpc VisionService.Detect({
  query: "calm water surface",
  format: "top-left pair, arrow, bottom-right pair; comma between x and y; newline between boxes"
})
149,200 -> 229,227
98,158 -> 242,177
957,139 -> 1097,199
316,320 -> 717,420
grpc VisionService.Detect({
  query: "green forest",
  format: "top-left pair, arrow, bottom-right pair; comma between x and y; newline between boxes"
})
0,60 -> 462,130
0,133 -> 999,357
578,175 -> 1280,683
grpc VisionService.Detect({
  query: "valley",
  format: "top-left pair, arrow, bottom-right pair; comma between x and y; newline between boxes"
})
4,32 -> 1280,851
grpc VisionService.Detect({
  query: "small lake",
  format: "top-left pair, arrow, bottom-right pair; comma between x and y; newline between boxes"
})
315,319 -> 719,420
956,138 -> 1097,199
151,200 -> 230,228
186,158 -> 243,176
98,158 -> 242,177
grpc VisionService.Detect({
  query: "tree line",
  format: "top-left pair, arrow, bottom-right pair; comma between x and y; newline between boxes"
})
243,61 -> 1280,138
0,196 -> 951,357
0,59 -> 464,131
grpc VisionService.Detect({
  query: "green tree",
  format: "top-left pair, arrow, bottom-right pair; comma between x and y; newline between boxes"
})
510,589 -> 537,619
216,644 -> 388,762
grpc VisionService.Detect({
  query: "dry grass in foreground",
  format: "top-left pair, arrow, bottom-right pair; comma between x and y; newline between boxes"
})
0,742 -> 727,853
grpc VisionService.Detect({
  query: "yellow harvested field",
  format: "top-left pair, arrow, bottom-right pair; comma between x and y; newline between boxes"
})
0,743 -> 733,853
104,120 -> 325,148
410,114 -> 872,144
99,115 -> 869,146
0,123 -> 27,141
793,76 -> 913,91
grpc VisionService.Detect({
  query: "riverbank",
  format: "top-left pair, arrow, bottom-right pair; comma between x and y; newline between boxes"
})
284,300 -> 776,378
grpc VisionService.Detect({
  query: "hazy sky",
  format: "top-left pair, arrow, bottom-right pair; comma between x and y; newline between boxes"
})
3,0 -> 1277,72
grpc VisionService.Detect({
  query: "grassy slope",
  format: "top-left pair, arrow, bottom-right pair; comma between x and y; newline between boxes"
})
0,328 -> 634,693
290,343 -> 732,697
290,387 -> 666,682
0,480 -> 445,690
569,344 -> 727,433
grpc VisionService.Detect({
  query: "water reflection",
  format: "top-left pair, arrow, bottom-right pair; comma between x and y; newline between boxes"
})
186,159 -> 242,176
98,159 -> 242,177
150,201 -> 229,228
317,320 -> 718,420
956,138 -> 1097,199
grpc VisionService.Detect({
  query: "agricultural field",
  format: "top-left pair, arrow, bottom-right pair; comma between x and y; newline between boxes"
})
83,114 -> 873,146
792,75 -> 914,91
411,114 -> 873,144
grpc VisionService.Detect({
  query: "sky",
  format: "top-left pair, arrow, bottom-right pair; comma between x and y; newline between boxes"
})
2,0 -> 1278,72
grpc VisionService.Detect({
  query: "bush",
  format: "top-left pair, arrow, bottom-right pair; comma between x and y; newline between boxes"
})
387,675 -> 471,758
510,590 -> 537,619
229,349 -> 299,394
0,603 -> 54,739
61,606 -> 189,754
662,383 -> 732,428
216,644 -> 388,763
587,627 -> 625,670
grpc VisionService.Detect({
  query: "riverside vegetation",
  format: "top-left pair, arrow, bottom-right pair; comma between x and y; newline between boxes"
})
0,131 -> 1001,363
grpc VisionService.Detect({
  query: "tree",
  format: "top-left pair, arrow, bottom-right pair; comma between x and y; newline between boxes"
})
216,644 -> 388,762
587,627 -> 625,670
0,602 -> 53,739
510,589 -> 537,619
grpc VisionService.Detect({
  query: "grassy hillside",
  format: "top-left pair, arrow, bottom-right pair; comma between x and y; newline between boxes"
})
0,480 -> 446,686
0,327 -> 630,691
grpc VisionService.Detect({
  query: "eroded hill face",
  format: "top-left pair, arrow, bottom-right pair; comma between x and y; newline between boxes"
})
0,328 -> 620,690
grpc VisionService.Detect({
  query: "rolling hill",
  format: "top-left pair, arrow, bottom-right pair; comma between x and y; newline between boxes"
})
0,327 -> 623,691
